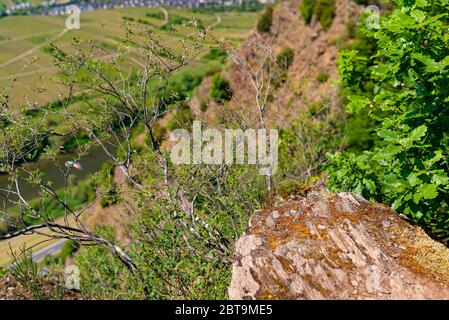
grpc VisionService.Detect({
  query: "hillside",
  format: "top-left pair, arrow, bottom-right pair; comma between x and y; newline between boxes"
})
0,7 -> 257,105
193,0 -> 362,128
0,6 -> 259,265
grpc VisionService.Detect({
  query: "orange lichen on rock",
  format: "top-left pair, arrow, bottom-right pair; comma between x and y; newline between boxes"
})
229,190 -> 449,300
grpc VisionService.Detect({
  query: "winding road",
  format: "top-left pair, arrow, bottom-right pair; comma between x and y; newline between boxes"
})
160,7 -> 169,26
32,239 -> 67,262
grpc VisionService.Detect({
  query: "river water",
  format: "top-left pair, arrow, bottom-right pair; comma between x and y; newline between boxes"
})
0,143 -> 114,208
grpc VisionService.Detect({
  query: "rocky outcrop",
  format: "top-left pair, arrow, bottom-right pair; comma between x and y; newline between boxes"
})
193,0 -> 362,128
229,190 -> 449,300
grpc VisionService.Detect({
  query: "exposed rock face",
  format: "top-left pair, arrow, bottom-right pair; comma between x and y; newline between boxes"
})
193,0 -> 362,129
229,190 -> 449,300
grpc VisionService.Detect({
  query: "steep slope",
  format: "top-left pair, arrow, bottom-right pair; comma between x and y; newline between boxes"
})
194,0 -> 363,128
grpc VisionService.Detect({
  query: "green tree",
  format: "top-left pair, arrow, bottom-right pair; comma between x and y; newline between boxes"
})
314,0 -> 336,31
327,0 -> 449,241
257,5 -> 273,33
300,0 -> 336,31
300,0 -> 315,24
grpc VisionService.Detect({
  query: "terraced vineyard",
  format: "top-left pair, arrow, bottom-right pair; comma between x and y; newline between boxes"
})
0,7 -> 258,106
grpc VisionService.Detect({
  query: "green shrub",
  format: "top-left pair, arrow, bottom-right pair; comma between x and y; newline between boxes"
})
210,75 -> 232,103
205,61 -> 223,76
99,162 -> 114,182
327,0 -> 449,242
128,123 -> 146,152
76,164 -> 267,299
200,100 -> 209,113
160,14 -> 190,31
277,108 -> 345,182
203,48 -> 228,63
4,247 -> 66,299
167,102 -> 195,131
165,73 -> 204,102
137,18 -> 152,25
0,267 -> 6,278
345,109 -> 378,152
152,122 -> 167,144
314,0 -> 336,31
60,240 -> 80,261
307,101 -> 323,116
16,179 -> 98,228
61,131 -> 91,153
300,0 -> 314,24
316,71 -> 329,83
146,11 -> 165,19
257,5 -> 273,33
272,46 -> 295,88
277,46 -> 294,71
76,226 -> 135,298
300,0 -> 336,31
99,189 -> 119,208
